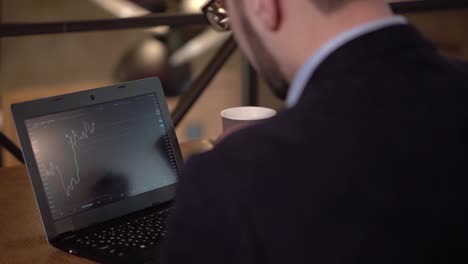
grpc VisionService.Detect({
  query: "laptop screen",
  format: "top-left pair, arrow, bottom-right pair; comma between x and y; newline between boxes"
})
24,93 -> 178,221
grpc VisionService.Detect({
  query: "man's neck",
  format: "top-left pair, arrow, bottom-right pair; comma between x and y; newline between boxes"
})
282,1 -> 394,81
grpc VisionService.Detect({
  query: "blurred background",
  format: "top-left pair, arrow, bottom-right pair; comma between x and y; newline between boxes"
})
1,0 -> 468,167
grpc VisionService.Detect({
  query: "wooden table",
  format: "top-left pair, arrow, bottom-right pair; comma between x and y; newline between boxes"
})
0,141 -> 213,264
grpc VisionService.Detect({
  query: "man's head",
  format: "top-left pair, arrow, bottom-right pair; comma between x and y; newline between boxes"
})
207,0 -> 393,100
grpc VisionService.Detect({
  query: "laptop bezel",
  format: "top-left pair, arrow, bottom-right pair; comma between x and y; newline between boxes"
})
11,77 -> 183,241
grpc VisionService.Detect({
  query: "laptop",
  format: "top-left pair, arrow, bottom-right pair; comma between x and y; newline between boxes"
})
11,78 -> 184,263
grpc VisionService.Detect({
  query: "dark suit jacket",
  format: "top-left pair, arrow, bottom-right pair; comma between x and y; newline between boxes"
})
162,25 -> 468,263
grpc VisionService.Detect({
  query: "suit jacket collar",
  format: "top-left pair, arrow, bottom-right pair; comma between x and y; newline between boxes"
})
286,16 -> 408,108
294,25 -> 437,114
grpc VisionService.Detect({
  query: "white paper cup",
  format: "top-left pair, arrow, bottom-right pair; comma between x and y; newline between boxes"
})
221,106 -> 277,132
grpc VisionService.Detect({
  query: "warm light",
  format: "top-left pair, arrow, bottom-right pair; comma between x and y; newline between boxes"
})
182,0 -> 208,13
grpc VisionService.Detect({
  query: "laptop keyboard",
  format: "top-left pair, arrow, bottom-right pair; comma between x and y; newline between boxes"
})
72,208 -> 172,257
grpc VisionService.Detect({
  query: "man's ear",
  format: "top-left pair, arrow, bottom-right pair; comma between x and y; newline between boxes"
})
251,0 -> 282,31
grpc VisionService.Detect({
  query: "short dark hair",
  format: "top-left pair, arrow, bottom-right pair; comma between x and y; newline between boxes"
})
310,0 -> 349,12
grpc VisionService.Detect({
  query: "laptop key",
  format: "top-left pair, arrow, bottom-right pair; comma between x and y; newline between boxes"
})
99,245 -> 110,250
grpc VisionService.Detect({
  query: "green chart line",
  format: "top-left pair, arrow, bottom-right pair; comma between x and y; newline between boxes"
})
63,121 -> 95,196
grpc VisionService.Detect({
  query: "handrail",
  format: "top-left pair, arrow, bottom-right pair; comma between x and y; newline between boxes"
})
0,13 -> 208,38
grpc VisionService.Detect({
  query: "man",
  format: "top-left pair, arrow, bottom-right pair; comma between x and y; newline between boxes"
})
163,0 -> 468,263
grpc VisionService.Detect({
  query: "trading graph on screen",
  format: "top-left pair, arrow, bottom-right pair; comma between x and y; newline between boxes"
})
26,94 -> 178,220
47,121 -> 96,197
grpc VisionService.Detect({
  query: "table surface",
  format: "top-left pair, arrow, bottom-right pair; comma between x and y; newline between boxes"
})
0,140 -> 213,264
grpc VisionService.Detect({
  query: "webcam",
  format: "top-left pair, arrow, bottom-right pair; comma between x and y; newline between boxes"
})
90,94 -> 95,101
